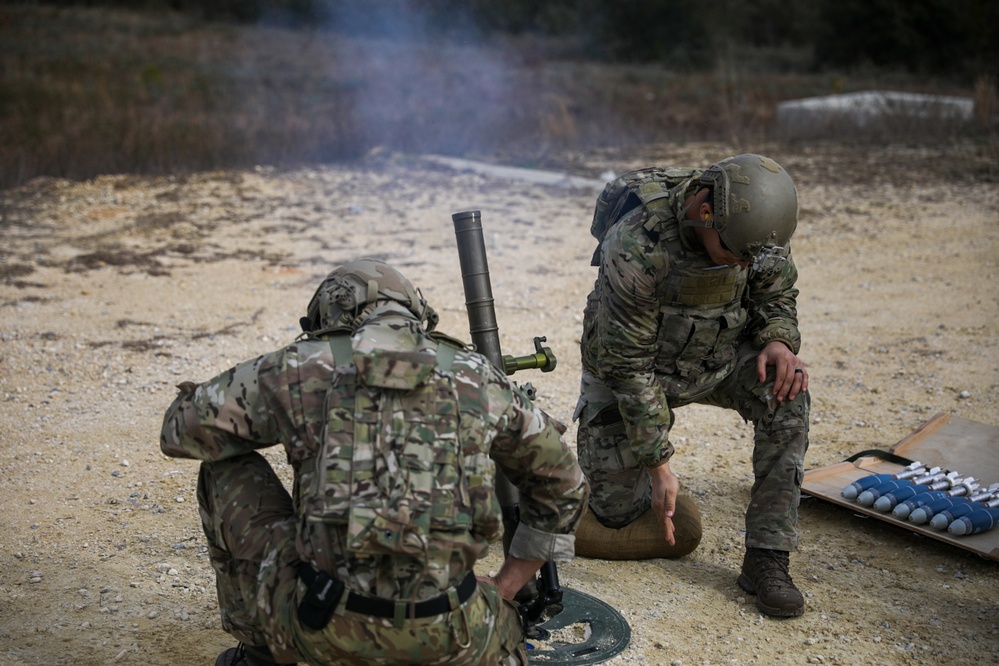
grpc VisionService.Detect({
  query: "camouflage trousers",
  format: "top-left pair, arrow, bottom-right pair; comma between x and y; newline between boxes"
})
197,452 -> 528,665
575,343 -> 810,552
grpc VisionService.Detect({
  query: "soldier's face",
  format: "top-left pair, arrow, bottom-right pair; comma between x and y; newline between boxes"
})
693,227 -> 748,268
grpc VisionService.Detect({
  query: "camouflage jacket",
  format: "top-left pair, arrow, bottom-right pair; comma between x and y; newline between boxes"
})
161,304 -> 587,601
581,175 -> 801,467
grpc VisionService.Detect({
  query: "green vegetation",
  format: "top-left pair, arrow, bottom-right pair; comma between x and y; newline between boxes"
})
1,2 -> 995,189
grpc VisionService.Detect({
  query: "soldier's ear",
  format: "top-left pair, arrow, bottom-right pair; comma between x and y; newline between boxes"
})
300,316 -> 314,333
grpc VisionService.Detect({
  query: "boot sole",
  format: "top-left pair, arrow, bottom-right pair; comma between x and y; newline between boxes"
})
737,573 -> 805,618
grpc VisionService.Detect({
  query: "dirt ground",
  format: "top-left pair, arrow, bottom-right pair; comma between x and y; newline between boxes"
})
1,141 -> 998,666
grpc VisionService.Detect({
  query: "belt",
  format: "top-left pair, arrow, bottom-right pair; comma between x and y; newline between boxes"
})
298,565 -> 477,628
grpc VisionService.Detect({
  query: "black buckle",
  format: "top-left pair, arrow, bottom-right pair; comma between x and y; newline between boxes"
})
298,566 -> 344,631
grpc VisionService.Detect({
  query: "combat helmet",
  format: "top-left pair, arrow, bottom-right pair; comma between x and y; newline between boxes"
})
696,154 -> 798,273
302,259 -> 431,334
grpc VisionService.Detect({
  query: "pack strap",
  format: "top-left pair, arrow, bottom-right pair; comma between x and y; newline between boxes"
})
328,334 -> 353,367
843,449 -> 915,466
435,342 -> 457,372
640,189 -> 672,204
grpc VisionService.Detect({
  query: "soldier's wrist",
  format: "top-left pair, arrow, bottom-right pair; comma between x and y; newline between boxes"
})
644,453 -> 672,468
756,336 -> 796,353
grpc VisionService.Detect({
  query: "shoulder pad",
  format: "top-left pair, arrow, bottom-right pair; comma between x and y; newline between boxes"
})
354,349 -> 436,390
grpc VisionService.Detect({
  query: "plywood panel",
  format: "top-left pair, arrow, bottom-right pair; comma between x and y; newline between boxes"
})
802,413 -> 999,561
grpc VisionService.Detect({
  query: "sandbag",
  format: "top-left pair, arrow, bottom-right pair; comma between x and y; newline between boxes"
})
574,494 -> 702,560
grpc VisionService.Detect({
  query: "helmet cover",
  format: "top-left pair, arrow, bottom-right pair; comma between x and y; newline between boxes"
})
698,154 -> 798,271
304,259 -> 428,333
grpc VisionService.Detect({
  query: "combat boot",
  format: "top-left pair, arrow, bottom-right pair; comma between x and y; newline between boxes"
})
737,547 -> 804,617
215,643 -> 295,666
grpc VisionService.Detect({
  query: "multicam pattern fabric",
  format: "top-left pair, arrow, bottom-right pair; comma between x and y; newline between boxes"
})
589,166 -> 699,255
576,174 -> 808,550
579,195 -> 802,468
305,258 -> 430,334
162,302 -> 587,664
198,451 -> 527,665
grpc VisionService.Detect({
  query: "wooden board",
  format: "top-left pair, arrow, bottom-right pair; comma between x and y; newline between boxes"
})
801,412 -> 999,562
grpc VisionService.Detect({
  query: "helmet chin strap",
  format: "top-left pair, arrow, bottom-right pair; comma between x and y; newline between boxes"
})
679,186 -> 715,230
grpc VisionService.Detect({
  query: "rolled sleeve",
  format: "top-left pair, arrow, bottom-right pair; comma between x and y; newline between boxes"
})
509,522 -> 577,563
487,377 -> 589,549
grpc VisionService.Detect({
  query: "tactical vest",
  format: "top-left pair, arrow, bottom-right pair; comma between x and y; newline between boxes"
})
296,321 -> 489,596
599,179 -> 751,402
656,219 -> 749,400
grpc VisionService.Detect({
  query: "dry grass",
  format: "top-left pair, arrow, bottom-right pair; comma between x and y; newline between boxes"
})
0,5 -> 994,189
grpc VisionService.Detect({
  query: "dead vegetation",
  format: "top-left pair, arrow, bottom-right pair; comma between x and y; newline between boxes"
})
1,4 -> 993,190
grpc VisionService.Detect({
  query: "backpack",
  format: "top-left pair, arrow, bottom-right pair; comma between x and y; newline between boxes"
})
589,167 -> 699,263
310,330 -> 471,567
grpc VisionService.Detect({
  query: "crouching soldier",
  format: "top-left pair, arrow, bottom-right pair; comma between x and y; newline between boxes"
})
161,259 -> 589,664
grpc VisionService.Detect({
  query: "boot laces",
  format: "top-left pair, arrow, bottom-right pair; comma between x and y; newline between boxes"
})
753,549 -> 795,591
231,644 -> 248,665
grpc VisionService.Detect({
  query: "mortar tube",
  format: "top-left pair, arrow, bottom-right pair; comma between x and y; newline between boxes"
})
452,210 -> 519,556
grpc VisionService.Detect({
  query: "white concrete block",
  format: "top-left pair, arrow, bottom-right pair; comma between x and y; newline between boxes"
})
777,90 -> 974,138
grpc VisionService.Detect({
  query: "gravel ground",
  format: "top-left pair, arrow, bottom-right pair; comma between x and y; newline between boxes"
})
1,142 -> 997,665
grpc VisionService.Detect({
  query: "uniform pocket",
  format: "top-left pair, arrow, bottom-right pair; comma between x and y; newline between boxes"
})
657,314 -> 693,361
707,309 -> 748,369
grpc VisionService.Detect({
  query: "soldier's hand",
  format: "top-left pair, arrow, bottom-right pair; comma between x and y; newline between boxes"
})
649,462 -> 679,546
757,340 -> 808,403
482,557 -> 546,602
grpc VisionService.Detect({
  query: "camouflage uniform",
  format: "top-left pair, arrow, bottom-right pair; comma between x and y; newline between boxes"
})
162,301 -> 588,665
574,170 -> 809,552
